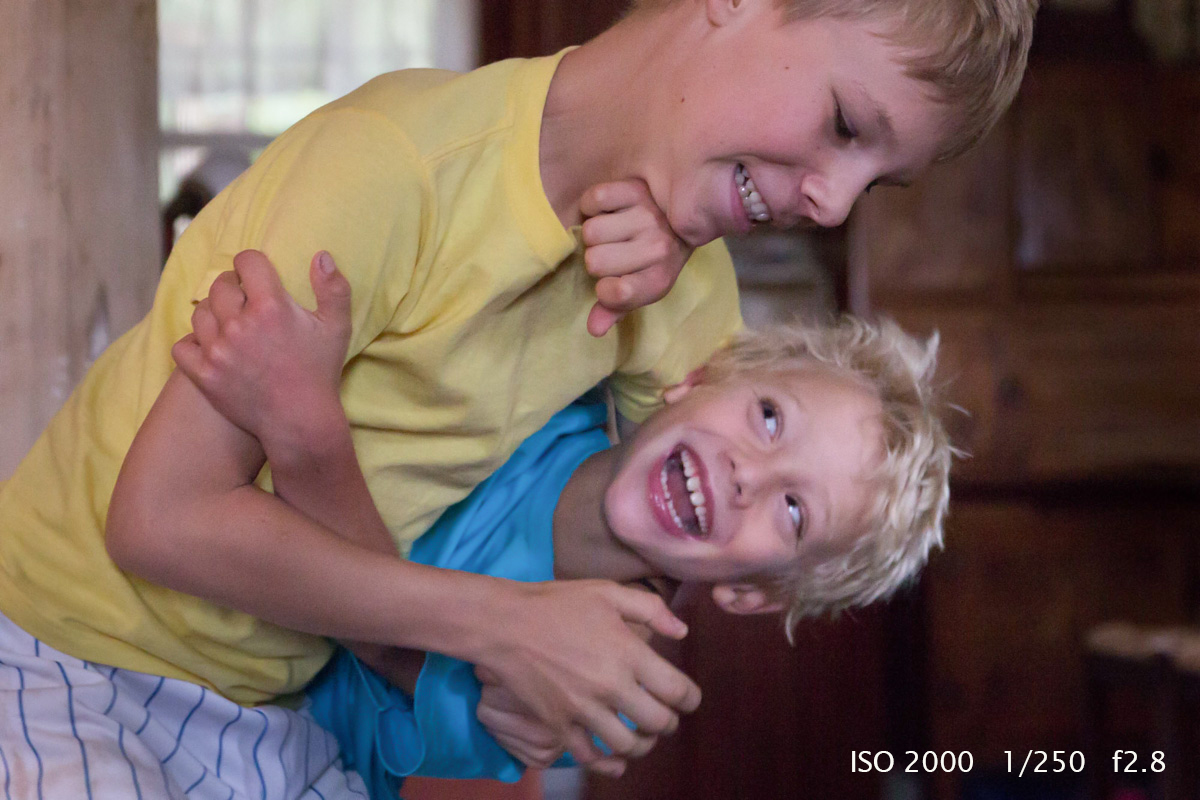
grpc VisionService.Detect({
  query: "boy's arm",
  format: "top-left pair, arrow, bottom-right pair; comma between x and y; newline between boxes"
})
183,251 -> 396,558
189,254 -> 655,771
108,382 -> 692,762
107,252 -> 700,767
189,253 -> 426,688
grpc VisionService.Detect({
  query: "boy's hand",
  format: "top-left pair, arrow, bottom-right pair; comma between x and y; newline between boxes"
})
172,249 -> 351,464
476,579 -> 700,770
476,681 -> 573,772
476,680 -> 637,777
580,180 -> 692,337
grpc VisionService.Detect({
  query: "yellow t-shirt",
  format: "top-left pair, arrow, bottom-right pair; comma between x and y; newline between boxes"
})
0,52 -> 742,704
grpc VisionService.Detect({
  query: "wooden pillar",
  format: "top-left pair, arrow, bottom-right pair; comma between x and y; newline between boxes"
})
0,0 -> 160,479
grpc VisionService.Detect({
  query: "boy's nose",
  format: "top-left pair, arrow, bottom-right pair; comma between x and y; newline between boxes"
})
803,180 -> 857,228
799,167 -> 870,228
728,450 -> 778,507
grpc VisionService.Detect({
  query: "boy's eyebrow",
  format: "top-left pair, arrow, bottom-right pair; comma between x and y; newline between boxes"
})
850,83 -> 921,188
809,483 -> 833,537
852,80 -> 896,145
781,387 -> 832,533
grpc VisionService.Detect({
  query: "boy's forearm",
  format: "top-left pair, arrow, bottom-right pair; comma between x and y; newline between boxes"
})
264,399 -> 398,558
150,482 -> 508,656
109,373 -> 703,762
107,372 -> 508,661
262,396 -> 416,671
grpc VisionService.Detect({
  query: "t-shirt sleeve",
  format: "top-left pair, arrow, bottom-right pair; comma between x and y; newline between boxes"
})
608,239 -> 744,423
175,107 -> 434,359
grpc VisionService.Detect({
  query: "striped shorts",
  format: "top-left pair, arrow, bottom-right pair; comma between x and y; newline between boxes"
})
0,611 -> 370,800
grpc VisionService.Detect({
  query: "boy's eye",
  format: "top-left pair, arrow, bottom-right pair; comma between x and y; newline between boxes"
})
760,399 -> 780,438
786,496 -> 805,538
834,101 -> 857,141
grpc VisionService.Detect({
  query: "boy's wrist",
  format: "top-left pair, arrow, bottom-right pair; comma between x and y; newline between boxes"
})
446,575 -> 528,665
260,395 -> 353,474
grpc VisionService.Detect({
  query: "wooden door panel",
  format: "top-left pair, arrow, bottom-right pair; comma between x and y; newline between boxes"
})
925,501 -> 1195,762
588,598 -> 891,800
886,307 -> 1029,485
1012,300 -> 1200,480
1014,64 -> 1160,273
849,119 -> 1013,303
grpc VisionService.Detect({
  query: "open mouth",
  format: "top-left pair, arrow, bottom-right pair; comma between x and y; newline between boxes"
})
736,163 -> 773,225
659,445 -> 711,537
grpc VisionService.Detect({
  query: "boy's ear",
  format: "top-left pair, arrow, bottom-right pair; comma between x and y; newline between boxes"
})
705,0 -> 745,27
711,582 -> 785,615
662,367 -> 706,405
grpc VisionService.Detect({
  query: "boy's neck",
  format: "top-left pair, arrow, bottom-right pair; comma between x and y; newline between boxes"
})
551,444 -> 659,583
538,6 -> 690,228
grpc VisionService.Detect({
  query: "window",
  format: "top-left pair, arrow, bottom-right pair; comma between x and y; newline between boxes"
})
158,0 -> 478,213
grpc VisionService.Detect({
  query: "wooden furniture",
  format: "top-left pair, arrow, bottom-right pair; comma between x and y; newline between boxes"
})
1083,623 -> 1200,800
850,56 -> 1200,799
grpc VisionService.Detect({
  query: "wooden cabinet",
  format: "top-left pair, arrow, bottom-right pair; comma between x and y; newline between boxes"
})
1013,64 -> 1160,273
588,597 -> 893,800
852,63 -> 1200,487
926,501 -> 1197,760
851,59 -> 1200,798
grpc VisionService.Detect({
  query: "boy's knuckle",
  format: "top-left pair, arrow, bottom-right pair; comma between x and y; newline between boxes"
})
650,238 -> 672,263
631,734 -> 657,758
196,363 -> 218,390
207,340 -> 229,364
224,316 -> 244,338
649,270 -> 673,298
643,591 -> 668,614
609,732 -> 637,757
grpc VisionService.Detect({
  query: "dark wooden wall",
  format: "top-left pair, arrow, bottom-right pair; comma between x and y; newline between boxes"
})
850,20 -> 1200,798
479,0 -> 629,62
478,5 -> 1200,800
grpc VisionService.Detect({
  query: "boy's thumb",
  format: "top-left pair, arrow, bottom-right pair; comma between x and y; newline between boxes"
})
309,251 -> 352,325
587,302 -> 622,337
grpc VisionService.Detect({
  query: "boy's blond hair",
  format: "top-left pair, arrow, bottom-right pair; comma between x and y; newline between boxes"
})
631,0 -> 1038,160
703,316 -> 952,636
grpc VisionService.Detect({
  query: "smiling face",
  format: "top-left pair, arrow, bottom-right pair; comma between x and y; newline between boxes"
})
640,0 -> 948,245
603,364 -> 885,592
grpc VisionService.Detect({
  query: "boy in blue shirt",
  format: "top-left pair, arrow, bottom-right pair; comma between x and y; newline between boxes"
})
185,256 -> 951,799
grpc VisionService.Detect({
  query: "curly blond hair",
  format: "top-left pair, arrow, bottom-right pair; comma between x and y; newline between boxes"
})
630,0 -> 1037,160
703,316 -> 953,637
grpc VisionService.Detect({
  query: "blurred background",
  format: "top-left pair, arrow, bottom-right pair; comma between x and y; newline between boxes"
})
1,1 -> 1198,798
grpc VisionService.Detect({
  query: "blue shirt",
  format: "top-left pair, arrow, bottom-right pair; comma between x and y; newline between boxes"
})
307,402 -> 610,799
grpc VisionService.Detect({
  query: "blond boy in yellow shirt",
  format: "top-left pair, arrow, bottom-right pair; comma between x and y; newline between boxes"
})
0,0 -> 1034,796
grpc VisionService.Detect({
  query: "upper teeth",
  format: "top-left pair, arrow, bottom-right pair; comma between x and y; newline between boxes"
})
680,449 -> 708,534
736,164 -> 772,223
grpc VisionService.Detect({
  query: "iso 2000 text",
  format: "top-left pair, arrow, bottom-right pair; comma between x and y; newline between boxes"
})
851,751 -> 975,774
